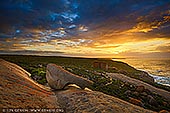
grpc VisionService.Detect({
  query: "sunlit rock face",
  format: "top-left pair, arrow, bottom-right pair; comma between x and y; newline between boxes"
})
0,59 -> 60,108
0,59 -> 155,113
46,63 -> 93,90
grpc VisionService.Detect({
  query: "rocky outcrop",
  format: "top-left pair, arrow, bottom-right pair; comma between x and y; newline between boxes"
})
0,59 -> 60,109
46,64 -> 93,90
129,97 -> 144,107
136,85 -> 145,93
0,59 -> 155,113
56,88 -> 154,113
106,73 -> 170,101
137,71 -> 154,84
159,110 -> 170,113
93,61 -> 108,70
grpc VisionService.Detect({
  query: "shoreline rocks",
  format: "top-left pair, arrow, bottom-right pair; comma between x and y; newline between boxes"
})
135,71 -> 154,84
106,73 -> 170,101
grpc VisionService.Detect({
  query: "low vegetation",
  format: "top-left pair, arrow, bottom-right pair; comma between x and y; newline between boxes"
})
0,55 -> 170,111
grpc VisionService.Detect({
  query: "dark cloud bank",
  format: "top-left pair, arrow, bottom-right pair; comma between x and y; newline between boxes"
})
0,0 -> 170,57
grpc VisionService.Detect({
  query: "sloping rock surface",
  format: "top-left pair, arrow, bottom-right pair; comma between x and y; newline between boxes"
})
56,88 -> 154,113
46,64 -> 93,90
0,59 -> 154,113
0,59 -> 60,109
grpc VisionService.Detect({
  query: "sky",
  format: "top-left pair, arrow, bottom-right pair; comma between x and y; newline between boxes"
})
0,0 -> 170,58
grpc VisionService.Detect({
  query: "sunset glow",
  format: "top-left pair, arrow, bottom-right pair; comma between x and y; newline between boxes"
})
0,0 -> 170,58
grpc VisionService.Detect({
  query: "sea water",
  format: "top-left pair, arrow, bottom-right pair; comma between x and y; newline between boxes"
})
113,58 -> 170,86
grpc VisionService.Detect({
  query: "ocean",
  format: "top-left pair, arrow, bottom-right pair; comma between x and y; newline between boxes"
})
113,58 -> 170,86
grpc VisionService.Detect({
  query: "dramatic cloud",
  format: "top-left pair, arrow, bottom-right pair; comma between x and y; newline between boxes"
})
156,44 -> 170,52
0,0 -> 170,57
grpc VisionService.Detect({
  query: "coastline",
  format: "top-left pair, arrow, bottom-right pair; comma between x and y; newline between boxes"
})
112,58 -> 170,87
137,69 -> 170,87
0,55 -> 170,112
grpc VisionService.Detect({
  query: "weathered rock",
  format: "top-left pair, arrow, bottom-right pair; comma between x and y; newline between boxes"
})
124,90 -> 132,96
162,101 -> 168,107
46,64 -> 93,90
136,85 -> 145,93
0,59 -> 155,113
129,97 -> 144,107
56,89 -> 154,113
0,59 -> 60,109
159,110 -> 169,113
133,91 -> 140,97
141,92 -> 148,96
139,71 -> 154,84
118,70 -> 129,75
147,95 -> 158,107
93,61 -> 108,70
108,66 -> 117,71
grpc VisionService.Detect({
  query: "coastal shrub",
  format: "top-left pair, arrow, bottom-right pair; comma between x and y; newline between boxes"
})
28,66 -> 47,84
0,55 -> 170,112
